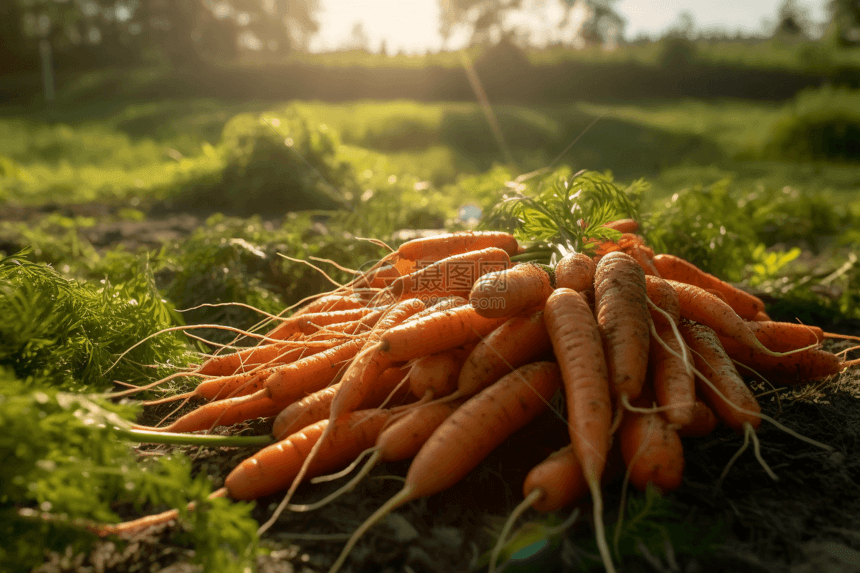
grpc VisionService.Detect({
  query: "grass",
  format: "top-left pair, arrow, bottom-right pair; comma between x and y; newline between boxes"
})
3,94 -> 857,207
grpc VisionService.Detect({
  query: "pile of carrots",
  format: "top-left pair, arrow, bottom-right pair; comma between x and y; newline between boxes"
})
100,220 -> 859,573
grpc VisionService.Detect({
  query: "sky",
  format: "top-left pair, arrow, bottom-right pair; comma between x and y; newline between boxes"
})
307,0 -> 828,54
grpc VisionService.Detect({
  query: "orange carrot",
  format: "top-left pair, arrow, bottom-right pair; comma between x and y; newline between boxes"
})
555,252 -> 596,292
744,321 -> 824,352
225,409 -> 393,500
646,276 -> 694,426
469,262 -> 554,319
652,254 -> 766,320
183,339 -> 351,403
594,251 -> 651,401
489,443 -> 589,572
259,298 -> 429,532
677,400 -> 719,438
457,310 -> 552,398
328,361 -> 561,573
667,280 -> 784,357
261,338 -> 367,404
679,319 -> 761,432
266,307 -> 381,340
292,292 -> 374,317
293,399 -> 467,513
543,287 -> 616,573
717,336 -> 847,384
645,275 -> 680,321
618,396 -> 685,492
523,444 -> 588,512
272,364 -> 412,440
603,219 -> 639,234
378,304 -> 507,362
543,289 -> 612,481
390,247 -> 511,300
408,349 -> 460,399
137,393 -> 286,434
393,231 -> 518,263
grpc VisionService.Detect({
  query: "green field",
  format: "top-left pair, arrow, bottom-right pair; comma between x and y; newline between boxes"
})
2,68 -> 860,573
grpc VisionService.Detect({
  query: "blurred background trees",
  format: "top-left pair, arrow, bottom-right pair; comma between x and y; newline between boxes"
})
0,0 -> 321,73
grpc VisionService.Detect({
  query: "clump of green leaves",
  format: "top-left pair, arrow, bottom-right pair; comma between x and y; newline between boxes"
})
154,213 -> 384,344
0,373 -> 258,572
486,168 -> 646,260
0,251 -> 189,390
763,86 -> 860,161
646,180 -> 761,282
174,107 -> 351,215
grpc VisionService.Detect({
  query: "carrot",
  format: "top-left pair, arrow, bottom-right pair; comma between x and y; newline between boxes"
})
652,254 -> 766,320
408,348 -> 461,400
603,218 -> 639,234
271,364 -> 412,440
378,304 -> 507,362
743,321 -> 824,352
542,287 -> 616,573
646,276 -> 694,426
404,295 -> 468,322
623,236 -> 661,277
266,307 -> 381,340
594,251 -> 651,401
523,444 -> 588,512
469,262 -> 554,319
145,339 -> 368,433
752,310 -> 772,321
555,252 -> 596,292
718,336 -> 848,384
292,292 -> 374,317
457,310 -> 552,398
291,398 -> 465,513
393,231 -> 519,263
259,298 -> 428,533
92,487 -> 229,538
489,444 -> 588,573
677,400 -> 719,438
389,247 -> 511,300
328,361 -> 561,573
645,275 -> 680,321
618,396 -> 685,492
136,393 -> 287,434
260,338 -> 367,404
225,409 -> 393,500
160,338 -> 351,405
667,280 -> 790,358
543,289 -> 612,480
679,319 -> 761,432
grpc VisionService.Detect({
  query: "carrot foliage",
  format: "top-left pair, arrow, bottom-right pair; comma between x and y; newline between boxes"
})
485,168 -> 646,260
0,252 -> 259,572
0,374 -> 258,573
0,250 -> 190,391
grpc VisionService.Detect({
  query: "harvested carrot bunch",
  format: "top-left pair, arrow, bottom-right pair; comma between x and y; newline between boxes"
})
99,172 -> 860,573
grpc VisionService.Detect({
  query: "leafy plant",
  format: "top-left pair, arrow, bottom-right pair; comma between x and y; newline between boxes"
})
763,86 -> 860,161
486,168 -> 646,260
0,251 -> 189,390
0,373 -> 258,573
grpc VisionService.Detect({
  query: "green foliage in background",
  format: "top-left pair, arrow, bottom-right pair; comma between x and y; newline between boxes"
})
214,108 -> 349,213
764,86 -> 860,161
645,179 -> 860,321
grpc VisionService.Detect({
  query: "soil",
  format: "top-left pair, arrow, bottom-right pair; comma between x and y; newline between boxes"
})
8,204 -> 860,573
